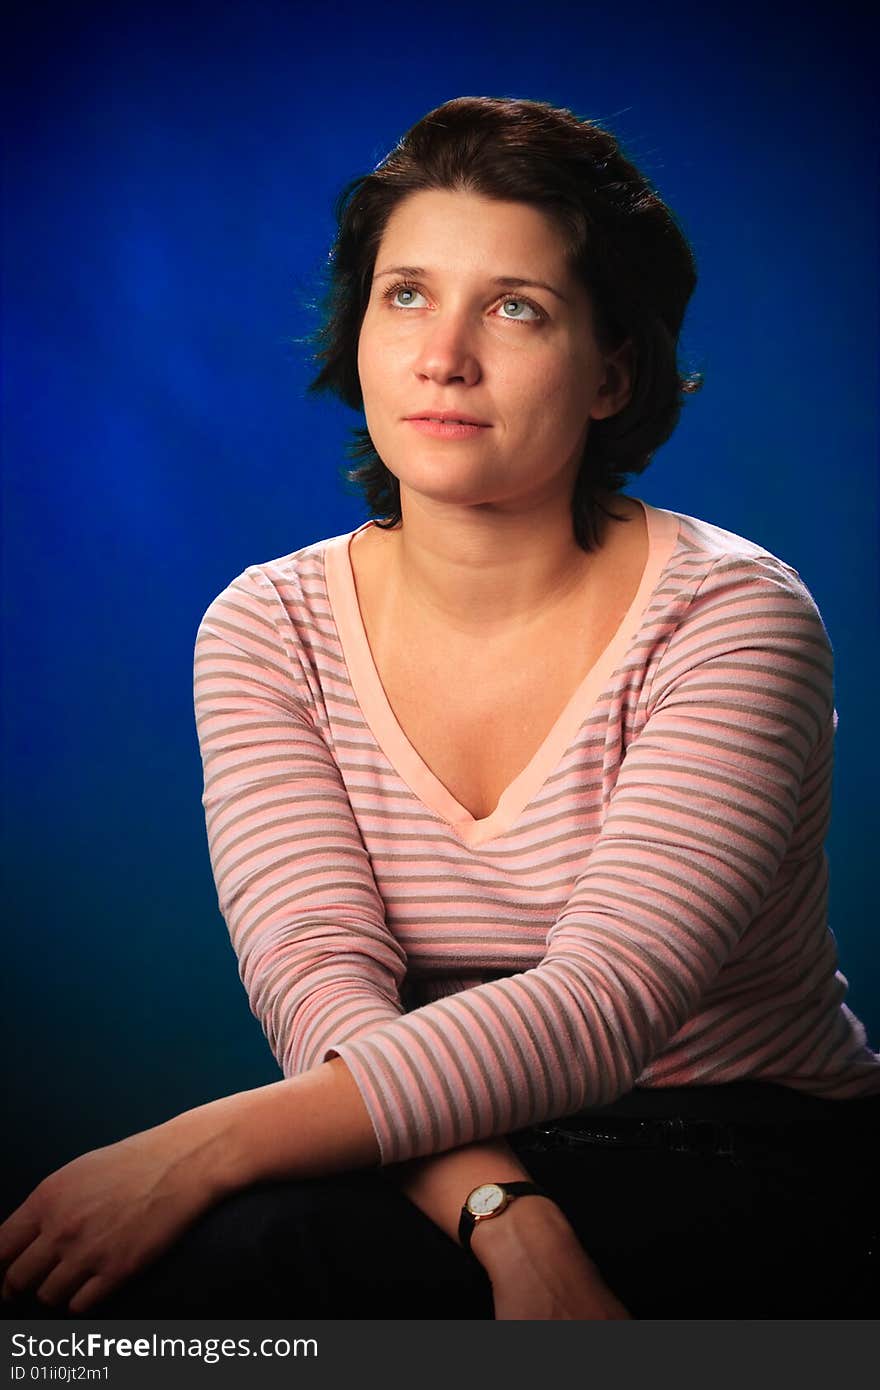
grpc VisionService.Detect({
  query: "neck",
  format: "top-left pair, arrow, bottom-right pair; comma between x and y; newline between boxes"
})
378,487 -> 622,640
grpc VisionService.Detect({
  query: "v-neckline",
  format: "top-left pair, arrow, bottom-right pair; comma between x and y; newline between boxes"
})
323,497 -> 680,848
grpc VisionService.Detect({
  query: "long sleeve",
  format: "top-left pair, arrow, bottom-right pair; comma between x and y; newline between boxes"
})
325,554 -> 852,1163
194,569 -> 408,1079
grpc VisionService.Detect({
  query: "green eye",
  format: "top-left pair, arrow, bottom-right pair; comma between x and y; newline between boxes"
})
384,282 -> 428,309
499,298 -> 538,320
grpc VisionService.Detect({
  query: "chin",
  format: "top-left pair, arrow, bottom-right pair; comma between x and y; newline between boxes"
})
389,460 -> 489,495
401,465 -> 504,497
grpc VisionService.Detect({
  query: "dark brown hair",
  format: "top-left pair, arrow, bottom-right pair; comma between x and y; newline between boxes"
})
307,95 -> 703,550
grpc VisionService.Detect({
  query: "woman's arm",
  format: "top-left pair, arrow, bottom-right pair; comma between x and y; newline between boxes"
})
0,1058 -> 627,1318
381,1139 -> 632,1317
203,1061 -> 624,1317
193,571 -> 412,1077
383,1135 -> 538,1247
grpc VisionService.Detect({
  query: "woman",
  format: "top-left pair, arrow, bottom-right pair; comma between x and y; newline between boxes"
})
2,95 -> 878,1321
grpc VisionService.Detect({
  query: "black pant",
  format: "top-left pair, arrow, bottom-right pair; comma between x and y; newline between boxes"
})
6,1085 -> 879,1319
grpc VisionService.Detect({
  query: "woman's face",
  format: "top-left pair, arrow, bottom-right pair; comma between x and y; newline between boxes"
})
356,188 -> 631,516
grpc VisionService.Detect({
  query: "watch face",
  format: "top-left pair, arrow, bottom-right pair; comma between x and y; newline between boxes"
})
467,1183 -> 506,1217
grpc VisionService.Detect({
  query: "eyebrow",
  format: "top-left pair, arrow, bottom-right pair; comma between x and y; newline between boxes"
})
373,264 -> 569,304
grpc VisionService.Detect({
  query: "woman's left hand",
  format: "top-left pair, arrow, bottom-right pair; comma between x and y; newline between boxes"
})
0,1116 -> 230,1315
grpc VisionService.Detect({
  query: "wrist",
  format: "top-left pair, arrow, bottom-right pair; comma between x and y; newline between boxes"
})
469,1194 -> 572,1272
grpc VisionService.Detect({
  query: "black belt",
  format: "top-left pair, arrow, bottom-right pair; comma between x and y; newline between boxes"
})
512,1107 -> 878,1164
508,1084 -> 879,1161
519,1115 -> 771,1161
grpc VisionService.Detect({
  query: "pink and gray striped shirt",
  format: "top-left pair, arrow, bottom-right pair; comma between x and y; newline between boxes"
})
194,497 -> 880,1165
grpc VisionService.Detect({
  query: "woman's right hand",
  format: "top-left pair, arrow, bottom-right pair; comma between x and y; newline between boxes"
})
0,1113 -> 233,1315
471,1196 -> 632,1320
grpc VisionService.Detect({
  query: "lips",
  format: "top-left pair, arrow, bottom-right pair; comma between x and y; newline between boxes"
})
404,412 -> 490,426
405,417 -> 490,439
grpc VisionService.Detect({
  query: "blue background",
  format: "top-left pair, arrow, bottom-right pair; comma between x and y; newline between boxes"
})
2,0 -> 877,1203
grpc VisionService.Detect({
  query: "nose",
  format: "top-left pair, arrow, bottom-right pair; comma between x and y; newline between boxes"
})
412,310 -> 482,387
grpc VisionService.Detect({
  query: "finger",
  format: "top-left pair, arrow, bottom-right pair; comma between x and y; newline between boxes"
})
34,1259 -> 98,1311
68,1272 -> 117,1316
0,1205 -> 41,1269
2,1234 -> 60,1303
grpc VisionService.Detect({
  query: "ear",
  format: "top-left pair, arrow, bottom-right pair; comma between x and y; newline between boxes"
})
589,338 -> 634,421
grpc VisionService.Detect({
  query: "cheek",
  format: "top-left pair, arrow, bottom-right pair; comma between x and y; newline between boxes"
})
358,330 -> 401,445
506,358 -> 586,428
358,319 -> 405,396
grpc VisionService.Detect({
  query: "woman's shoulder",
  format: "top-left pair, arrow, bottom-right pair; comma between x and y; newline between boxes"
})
196,524 -> 358,632
655,501 -> 804,579
648,501 -> 825,627
645,503 -> 835,726
194,527 -> 361,708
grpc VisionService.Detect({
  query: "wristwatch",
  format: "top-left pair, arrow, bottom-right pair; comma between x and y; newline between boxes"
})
458,1181 -> 548,1253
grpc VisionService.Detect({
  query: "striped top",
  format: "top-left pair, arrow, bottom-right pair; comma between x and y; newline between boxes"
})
194,497 -> 880,1166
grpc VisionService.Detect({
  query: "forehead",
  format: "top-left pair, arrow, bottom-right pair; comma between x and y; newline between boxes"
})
375,188 -> 572,277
